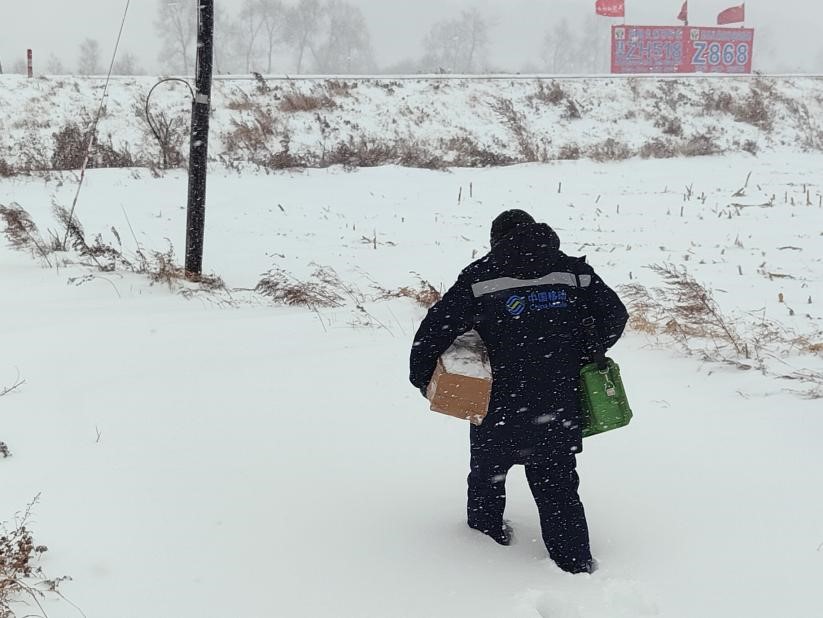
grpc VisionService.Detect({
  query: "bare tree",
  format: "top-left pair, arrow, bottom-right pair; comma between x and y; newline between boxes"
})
214,4 -> 243,74
113,51 -> 144,75
422,9 -> 489,74
46,54 -> 66,74
577,16 -> 608,74
461,9 -> 489,73
236,0 -> 266,73
541,19 -> 577,74
259,0 -> 288,73
156,0 -> 197,74
422,19 -> 461,73
210,7 -> 227,73
312,0 -> 374,74
287,0 -> 323,73
380,58 -> 424,75
78,38 -> 102,75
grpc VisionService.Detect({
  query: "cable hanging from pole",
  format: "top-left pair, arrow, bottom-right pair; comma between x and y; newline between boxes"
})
145,77 -> 195,168
62,0 -> 132,249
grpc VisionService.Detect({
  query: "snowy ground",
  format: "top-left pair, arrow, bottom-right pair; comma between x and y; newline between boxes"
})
2,74 -> 823,172
2,154 -> 823,617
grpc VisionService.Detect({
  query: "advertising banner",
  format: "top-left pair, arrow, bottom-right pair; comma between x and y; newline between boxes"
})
611,25 -> 754,74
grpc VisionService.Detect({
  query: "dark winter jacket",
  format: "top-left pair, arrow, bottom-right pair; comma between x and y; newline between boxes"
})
409,223 -> 628,454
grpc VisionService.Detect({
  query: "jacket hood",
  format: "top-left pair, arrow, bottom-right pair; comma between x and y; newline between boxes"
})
489,222 -> 563,274
490,209 -> 536,247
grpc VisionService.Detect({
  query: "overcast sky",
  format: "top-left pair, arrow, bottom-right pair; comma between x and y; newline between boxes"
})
1,0 -> 821,74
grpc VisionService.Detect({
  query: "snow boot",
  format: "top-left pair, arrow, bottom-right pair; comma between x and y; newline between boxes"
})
469,520 -> 514,546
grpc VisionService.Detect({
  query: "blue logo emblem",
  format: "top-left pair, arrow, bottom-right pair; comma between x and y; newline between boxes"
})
505,295 -> 527,316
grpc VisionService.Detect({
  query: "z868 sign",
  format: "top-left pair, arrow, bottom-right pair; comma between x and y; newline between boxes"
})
611,26 -> 755,74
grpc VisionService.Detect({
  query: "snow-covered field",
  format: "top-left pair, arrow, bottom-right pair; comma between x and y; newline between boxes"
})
2,153 -> 823,617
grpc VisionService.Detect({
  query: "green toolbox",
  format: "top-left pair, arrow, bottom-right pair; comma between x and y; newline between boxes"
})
580,357 -> 633,439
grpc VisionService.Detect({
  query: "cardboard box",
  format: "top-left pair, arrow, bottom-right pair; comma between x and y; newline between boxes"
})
426,332 -> 492,425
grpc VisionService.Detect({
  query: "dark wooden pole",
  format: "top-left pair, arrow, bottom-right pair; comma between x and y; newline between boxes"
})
185,0 -> 215,278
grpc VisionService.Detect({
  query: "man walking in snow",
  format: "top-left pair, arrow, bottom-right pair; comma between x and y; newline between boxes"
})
409,209 -> 628,574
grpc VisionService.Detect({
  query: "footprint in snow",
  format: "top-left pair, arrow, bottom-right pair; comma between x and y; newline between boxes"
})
534,592 -> 582,618
526,577 -> 660,618
602,579 -> 660,616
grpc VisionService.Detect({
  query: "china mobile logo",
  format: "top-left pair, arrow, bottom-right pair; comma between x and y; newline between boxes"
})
505,295 -> 527,316
528,289 -> 568,310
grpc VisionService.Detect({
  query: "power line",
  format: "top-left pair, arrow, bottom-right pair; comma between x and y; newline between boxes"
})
62,0 -> 132,249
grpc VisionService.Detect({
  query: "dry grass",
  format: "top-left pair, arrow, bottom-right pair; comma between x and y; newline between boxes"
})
679,133 -> 721,157
223,111 -> 455,170
0,160 -> 13,178
734,89 -> 773,132
54,206 -> 117,269
639,138 -> 677,159
528,81 -> 582,120
322,136 -> 448,170
531,81 -> 566,106
134,98 -> 188,169
563,98 -> 582,120
0,205 -> 41,252
655,115 -> 683,137
1,370 -> 25,400
325,80 -> 355,98
50,123 -> 89,171
618,283 -> 661,334
51,122 -> 137,171
741,139 -> 759,155
396,141 -> 448,170
325,137 -> 398,169
375,277 -> 442,308
703,90 -> 735,114
621,264 -> 746,357
226,94 -> 258,111
621,264 -> 823,393
255,265 -> 347,308
557,144 -> 581,160
132,245 -> 224,291
221,108 -> 311,170
2,203 -> 223,293
703,83 -> 774,132
588,138 -> 633,162
805,341 -> 823,354
222,107 -> 278,163
0,204 -> 54,266
1,496 -> 71,618
490,97 -> 542,162
444,136 -> 515,167
278,92 -> 336,114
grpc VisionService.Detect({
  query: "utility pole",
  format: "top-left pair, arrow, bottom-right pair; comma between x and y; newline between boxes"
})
185,0 -> 215,278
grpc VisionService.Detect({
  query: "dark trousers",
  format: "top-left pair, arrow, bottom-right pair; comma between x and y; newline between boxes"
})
467,436 -> 592,573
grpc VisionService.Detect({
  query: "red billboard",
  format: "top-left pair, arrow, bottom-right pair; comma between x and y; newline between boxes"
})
611,25 -> 754,74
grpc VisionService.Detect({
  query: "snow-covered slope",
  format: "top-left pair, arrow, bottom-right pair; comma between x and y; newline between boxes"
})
2,153 -> 822,617
1,74 -> 823,174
